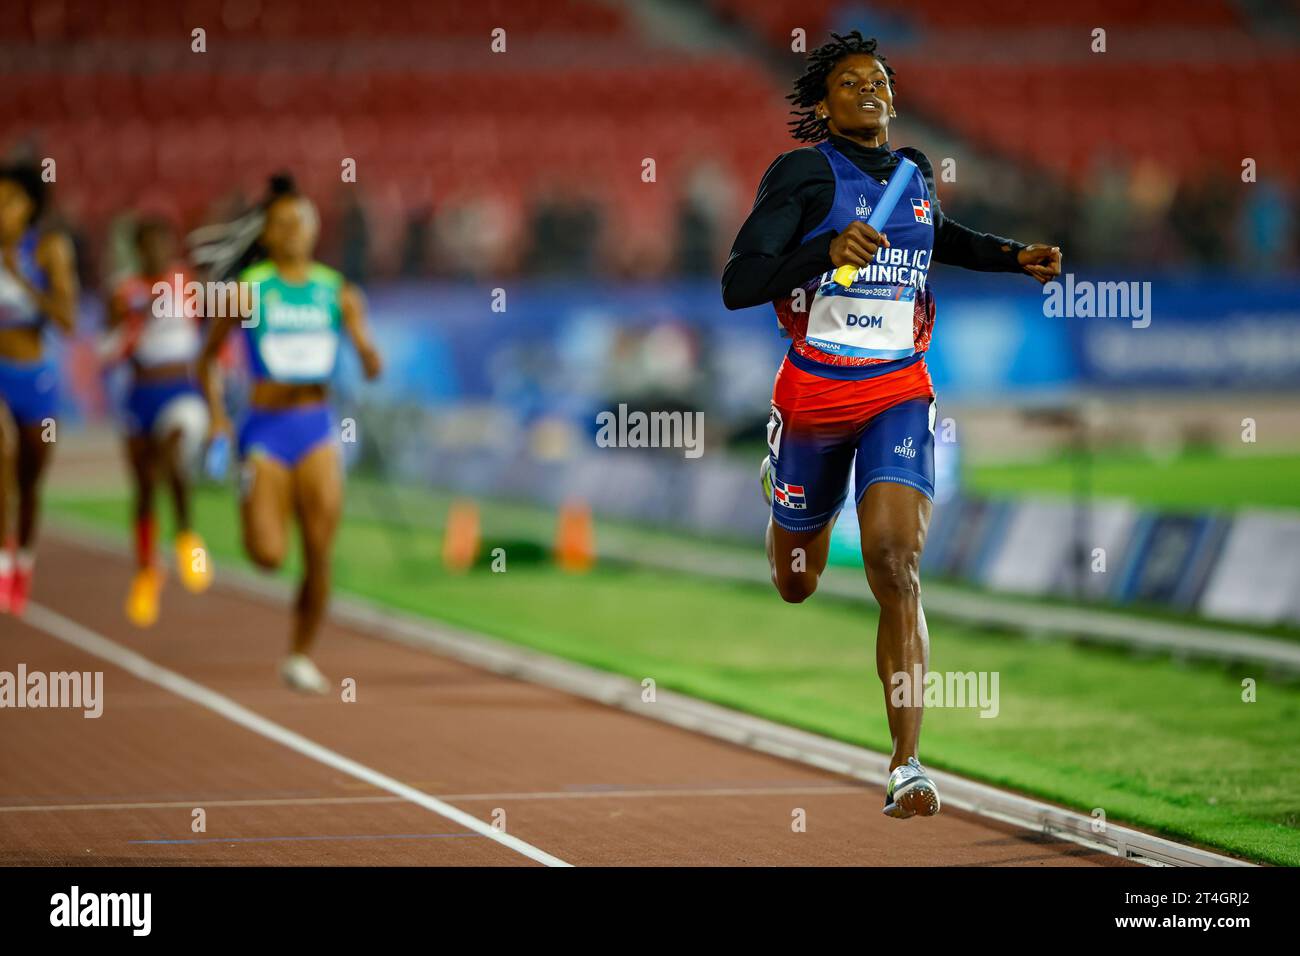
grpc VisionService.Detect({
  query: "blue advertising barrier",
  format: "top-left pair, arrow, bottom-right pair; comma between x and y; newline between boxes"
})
60,273 -> 1300,425
354,274 -> 1300,406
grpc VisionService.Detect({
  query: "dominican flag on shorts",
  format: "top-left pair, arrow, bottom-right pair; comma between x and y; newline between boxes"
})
773,478 -> 807,510
912,198 -> 932,224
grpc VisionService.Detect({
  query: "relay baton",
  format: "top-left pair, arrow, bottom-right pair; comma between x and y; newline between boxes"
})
832,155 -> 918,287
204,431 -> 231,481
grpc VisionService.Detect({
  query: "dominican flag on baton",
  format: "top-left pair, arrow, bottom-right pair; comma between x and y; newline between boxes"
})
773,478 -> 807,510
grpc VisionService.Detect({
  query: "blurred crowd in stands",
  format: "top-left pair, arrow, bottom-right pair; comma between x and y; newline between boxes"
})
174,157 -> 1300,282
2,0 -> 1296,288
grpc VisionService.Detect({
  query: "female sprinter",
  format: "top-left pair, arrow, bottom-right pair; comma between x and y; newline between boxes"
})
721,32 -> 1061,818
105,217 -> 212,627
0,163 -> 78,616
197,176 -> 381,693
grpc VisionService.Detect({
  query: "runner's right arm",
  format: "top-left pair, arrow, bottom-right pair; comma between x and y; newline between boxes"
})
721,152 -> 835,311
722,150 -> 888,311
197,288 -> 239,440
341,282 -> 382,381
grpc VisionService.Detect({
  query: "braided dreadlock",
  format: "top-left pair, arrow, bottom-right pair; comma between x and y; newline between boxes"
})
787,31 -> 896,144
0,162 -> 49,225
187,172 -> 301,280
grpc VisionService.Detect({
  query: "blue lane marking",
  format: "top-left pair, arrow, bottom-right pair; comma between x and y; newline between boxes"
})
130,833 -> 484,845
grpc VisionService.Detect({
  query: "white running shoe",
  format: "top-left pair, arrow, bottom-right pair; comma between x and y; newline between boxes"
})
882,756 -> 941,819
280,654 -> 330,695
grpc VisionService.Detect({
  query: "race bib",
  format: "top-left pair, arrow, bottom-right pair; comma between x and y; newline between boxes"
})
805,283 -> 916,360
135,315 -> 201,367
0,267 -> 40,327
258,331 -> 339,382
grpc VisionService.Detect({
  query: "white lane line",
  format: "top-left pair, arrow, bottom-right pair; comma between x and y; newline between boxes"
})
19,602 -> 571,868
0,784 -> 868,814
41,525 -> 1250,866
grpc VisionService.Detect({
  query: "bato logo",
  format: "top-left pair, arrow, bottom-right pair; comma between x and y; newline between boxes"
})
894,436 -> 917,459
855,193 -> 873,218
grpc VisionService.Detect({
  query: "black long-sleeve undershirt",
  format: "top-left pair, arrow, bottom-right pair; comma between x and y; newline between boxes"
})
721,134 -> 1027,311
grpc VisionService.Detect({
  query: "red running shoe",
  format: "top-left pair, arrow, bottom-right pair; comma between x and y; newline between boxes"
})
9,566 -> 32,617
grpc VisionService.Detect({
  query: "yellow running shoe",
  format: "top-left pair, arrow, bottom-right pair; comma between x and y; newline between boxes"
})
175,531 -> 213,594
125,567 -> 163,628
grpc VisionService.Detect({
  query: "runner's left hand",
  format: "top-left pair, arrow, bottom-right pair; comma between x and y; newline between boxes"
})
1018,244 -> 1061,284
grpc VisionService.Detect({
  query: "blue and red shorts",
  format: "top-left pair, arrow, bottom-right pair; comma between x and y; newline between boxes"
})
123,377 -> 199,436
767,348 -> 936,533
238,403 -> 335,468
0,357 -> 57,427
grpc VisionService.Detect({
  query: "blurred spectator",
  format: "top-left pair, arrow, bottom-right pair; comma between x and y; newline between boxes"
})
1077,159 -> 1132,266
400,204 -> 433,278
1236,179 -> 1294,273
339,192 -> 371,284
676,160 -> 739,276
525,195 -> 601,277
1169,173 -> 1237,268
1128,159 -> 1180,270
434,194 -> 520,280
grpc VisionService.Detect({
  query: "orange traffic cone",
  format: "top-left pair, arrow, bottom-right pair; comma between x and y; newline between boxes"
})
442,499 -> 481,573
554,499 -> 596,573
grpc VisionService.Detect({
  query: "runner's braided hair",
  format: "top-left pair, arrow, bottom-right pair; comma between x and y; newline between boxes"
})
0,162 -> 49,223
187,172 -> 300,280
788,31 -> 896,143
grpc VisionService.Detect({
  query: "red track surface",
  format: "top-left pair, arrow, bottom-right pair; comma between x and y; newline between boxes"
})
0,536 -> 1136,867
